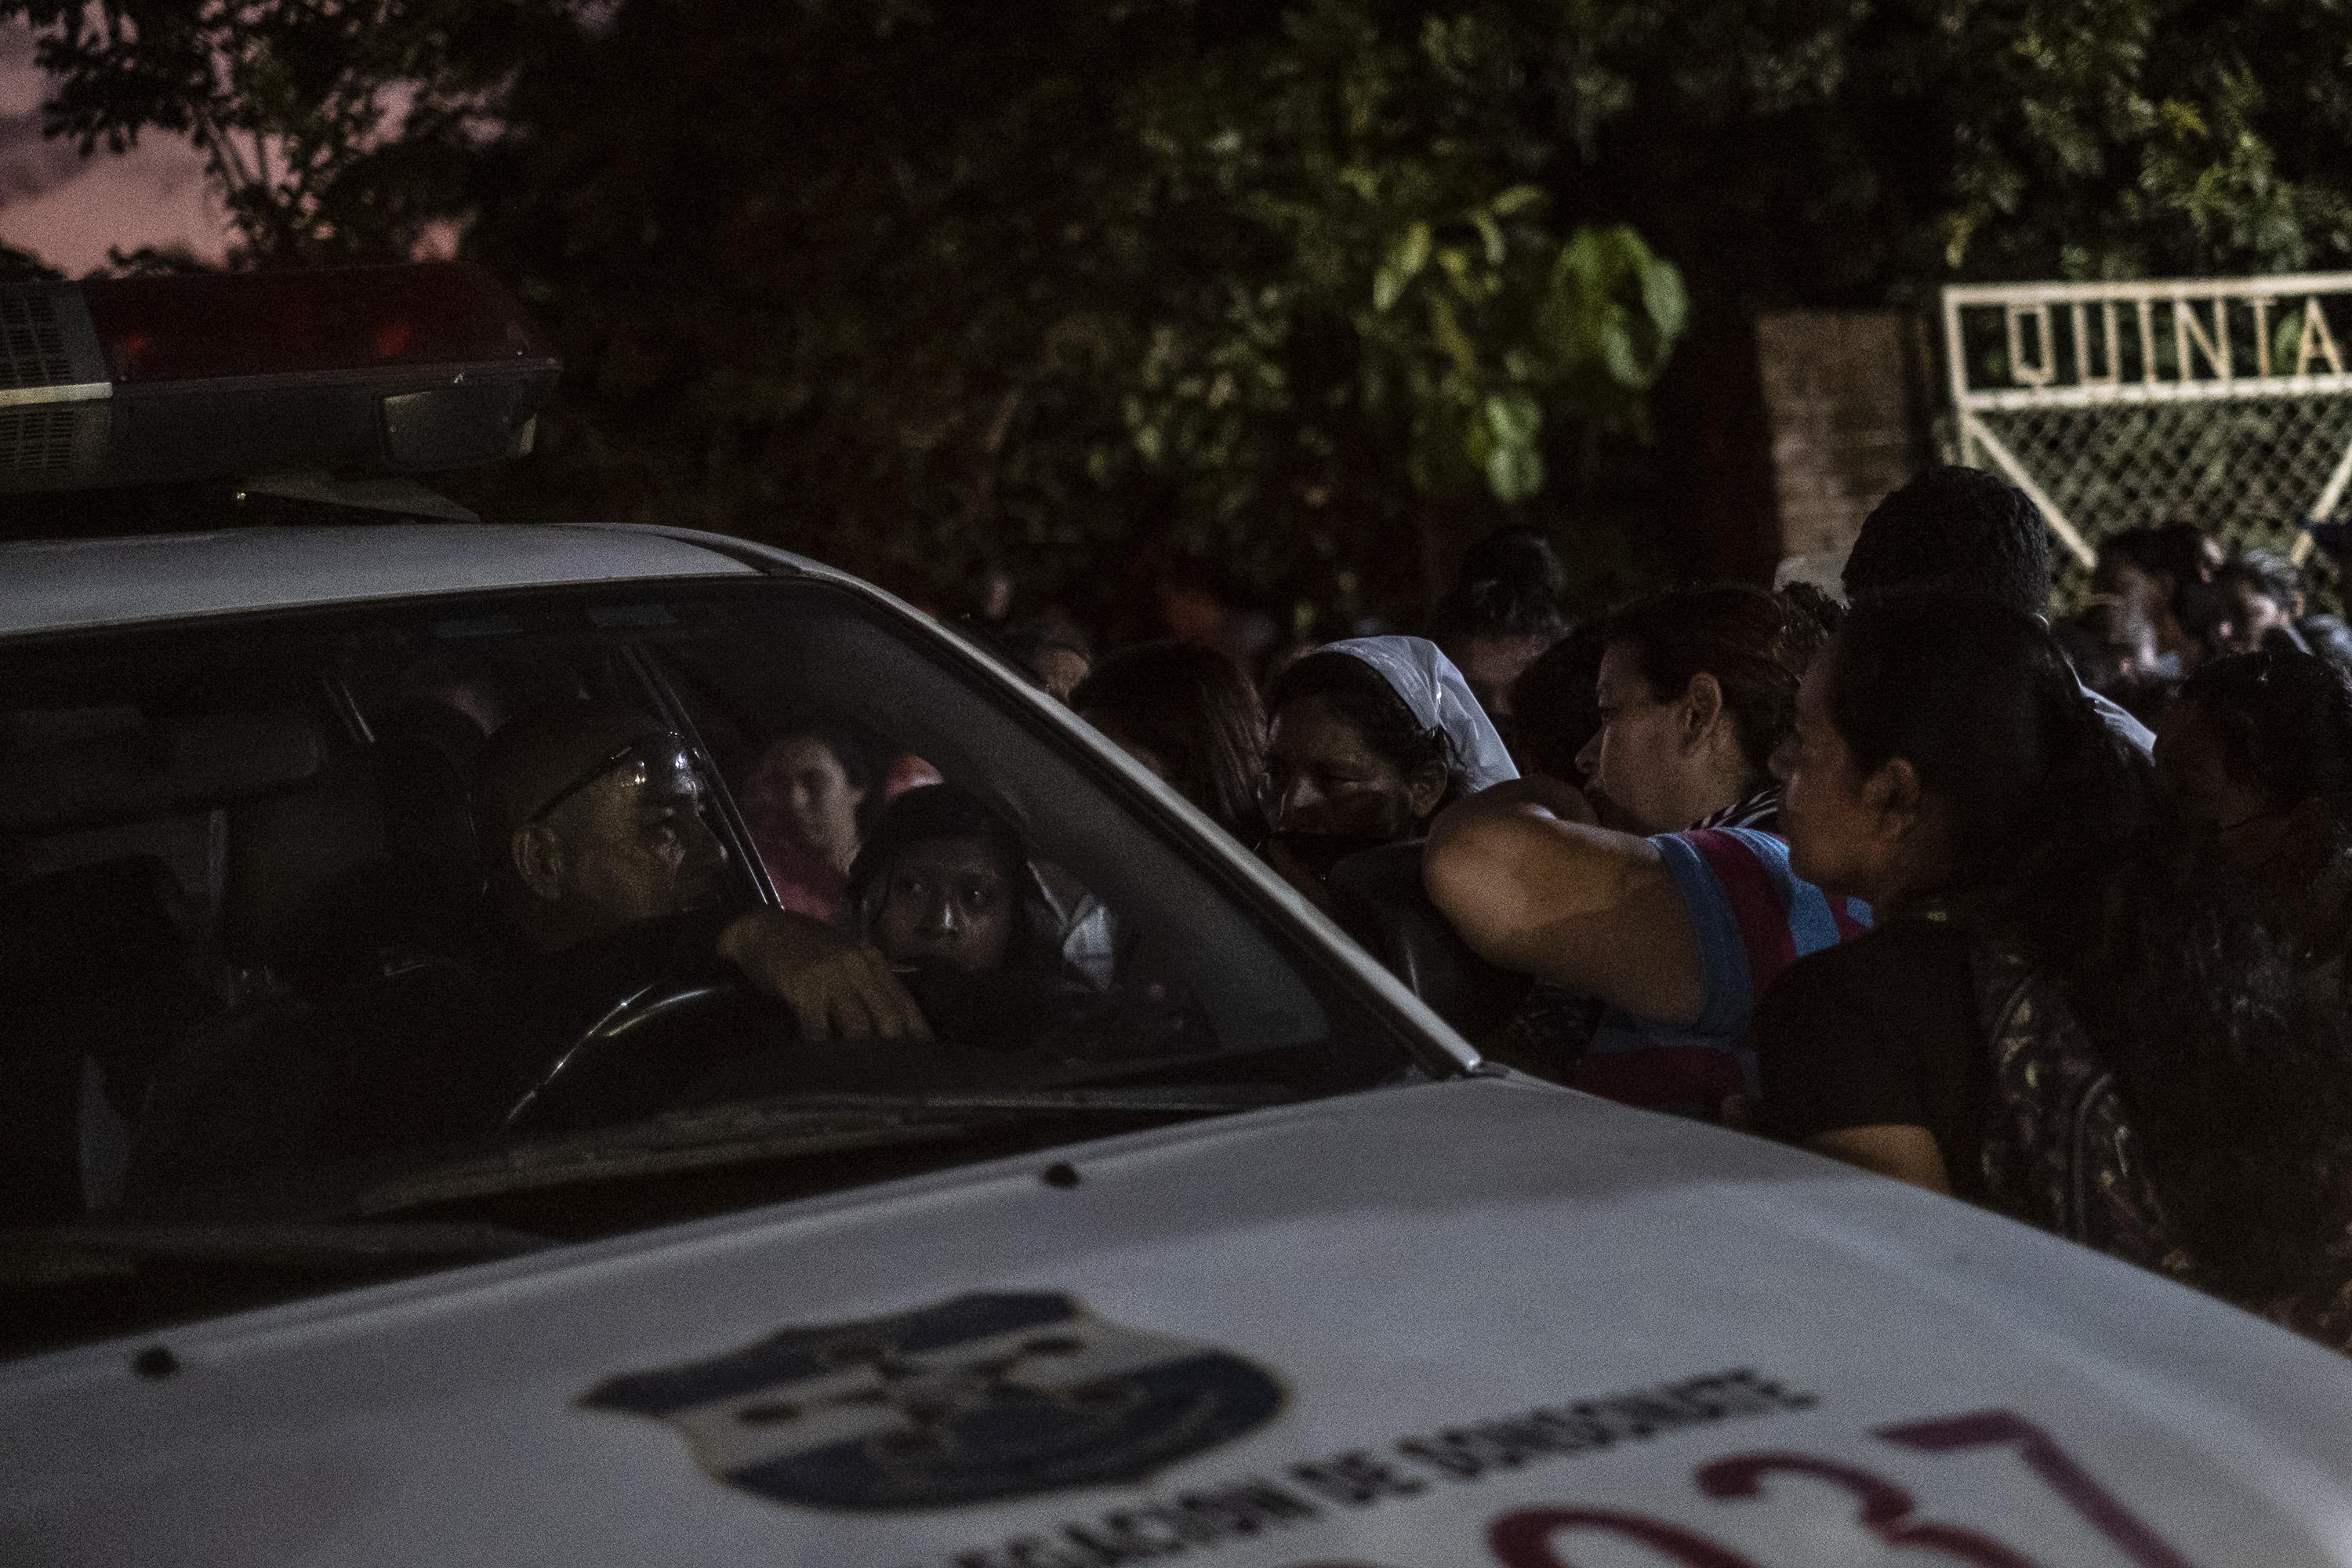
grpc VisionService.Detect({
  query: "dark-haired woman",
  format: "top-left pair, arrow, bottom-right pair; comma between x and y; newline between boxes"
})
1427,585 -> 1864,1118
1073,641 -> 1269,845
1759,593 -> 2352,1344
2157,648 -> 2352,956
1262,637 -> 1518,887
1581,583 -> 1840,833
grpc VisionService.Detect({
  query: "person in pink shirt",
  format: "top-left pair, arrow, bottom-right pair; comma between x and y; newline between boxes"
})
741,720 -> 880,920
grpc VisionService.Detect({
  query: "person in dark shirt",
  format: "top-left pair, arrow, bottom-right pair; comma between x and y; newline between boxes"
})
2154,648 -> 2352,957
470,707 -> 927,1043
1758,593 -> 2170,1189
2212,550 -> 2310,657
1844,464 -> 2155,753
845,786 -> 1041,1051
1750,913 -> 1988,1198
1756,593 -> 2352,1332
1506,622 -> 1607,793
1260,637 -> 1517,900
127,709 -> 931,1196
850,784 -> 1030,982
2096,522 -> 2222,678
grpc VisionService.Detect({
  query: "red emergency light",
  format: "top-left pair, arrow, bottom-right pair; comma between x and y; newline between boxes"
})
0,262 -> 561,492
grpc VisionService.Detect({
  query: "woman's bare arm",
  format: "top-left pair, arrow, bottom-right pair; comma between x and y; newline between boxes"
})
1423,782 -> 1706,1025
1804,1125 -> 1955,1194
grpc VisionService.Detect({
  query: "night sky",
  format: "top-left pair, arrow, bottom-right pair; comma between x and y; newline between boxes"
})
0,22 -> 229,276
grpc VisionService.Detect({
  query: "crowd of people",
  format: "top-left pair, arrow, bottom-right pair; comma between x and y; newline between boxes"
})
59,456 -> 2352,1352
777,465 -> 2352,1352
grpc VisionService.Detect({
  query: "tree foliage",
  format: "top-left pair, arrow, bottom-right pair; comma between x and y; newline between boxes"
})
1552,0 -> 2352,303
9,0 -> 550,263
448,0 -> 1692,617
11,0 -> 2352,619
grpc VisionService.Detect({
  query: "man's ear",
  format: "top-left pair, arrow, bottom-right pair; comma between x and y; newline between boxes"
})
510,823 -> 568,902
1404,761 -> 1451,822
1860,757 -> 1925,835
1681,672 -> 1726,750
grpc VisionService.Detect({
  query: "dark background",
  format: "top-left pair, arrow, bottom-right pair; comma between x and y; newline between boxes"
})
6,0 -> 2352,637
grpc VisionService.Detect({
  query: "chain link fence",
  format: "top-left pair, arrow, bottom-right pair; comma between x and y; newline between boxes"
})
1944,277 -> 2352,612
1961,395 -> 2352,608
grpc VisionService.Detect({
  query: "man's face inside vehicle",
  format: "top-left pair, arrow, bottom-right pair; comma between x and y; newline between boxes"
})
514,737 -> 729,940
870,836 -> 1017,973
756,733 -> 866,870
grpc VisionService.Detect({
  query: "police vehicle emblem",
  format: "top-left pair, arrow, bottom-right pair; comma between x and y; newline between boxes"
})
579,1291 -> 1287,1511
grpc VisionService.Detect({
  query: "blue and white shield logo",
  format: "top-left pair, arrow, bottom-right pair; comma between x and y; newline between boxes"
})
579,1291 -> 1287,1511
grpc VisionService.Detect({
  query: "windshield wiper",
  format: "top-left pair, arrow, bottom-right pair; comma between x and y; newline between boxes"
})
358,1084 -> 1295,1216
0,1220 -> 557,1285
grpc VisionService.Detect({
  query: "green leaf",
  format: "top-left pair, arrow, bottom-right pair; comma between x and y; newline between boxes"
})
1537,225 -> 1687,393
1639,252 -> 1688,340
1490,183 -> 1544,216
1485,438 -> 1544,503
1373,220 -> 1431,311
1472,209 -> 1504,265
1599,313 -> 1646,387
1483,390 -> 1541,447
2158,100 -> 2209,140
1427,292 -> 1478,373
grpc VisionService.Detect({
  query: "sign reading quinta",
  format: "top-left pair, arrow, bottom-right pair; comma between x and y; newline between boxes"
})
1938,272 -> 2352,570
1946,274 -> 2352,409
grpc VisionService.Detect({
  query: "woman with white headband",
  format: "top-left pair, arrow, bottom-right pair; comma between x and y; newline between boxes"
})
1261,636 -> 1517,897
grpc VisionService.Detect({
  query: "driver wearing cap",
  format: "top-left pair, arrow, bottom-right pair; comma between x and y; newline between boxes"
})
474,707 -> 929,1042
124,707 -> 931,1203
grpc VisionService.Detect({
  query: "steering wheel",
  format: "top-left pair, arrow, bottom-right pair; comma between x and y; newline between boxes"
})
496,966 -> 1080,1138
499,971 -> 790,1137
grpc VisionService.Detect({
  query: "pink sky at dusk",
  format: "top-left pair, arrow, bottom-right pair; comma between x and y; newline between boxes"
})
0,21 -> 232,277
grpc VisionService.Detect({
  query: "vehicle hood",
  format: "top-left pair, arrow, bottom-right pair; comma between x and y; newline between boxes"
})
5,1076 -> 2351,1566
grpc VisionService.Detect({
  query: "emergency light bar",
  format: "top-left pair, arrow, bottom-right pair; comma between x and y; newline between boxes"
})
0,262 -> 560,492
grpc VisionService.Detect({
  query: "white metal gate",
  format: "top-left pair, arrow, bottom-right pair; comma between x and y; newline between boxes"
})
1942,274 -> 2352,568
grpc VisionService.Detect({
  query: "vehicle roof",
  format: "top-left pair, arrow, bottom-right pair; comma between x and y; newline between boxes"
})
0,523 -> 768,638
